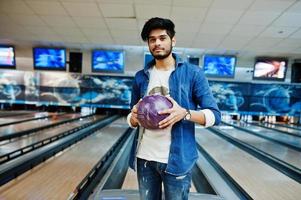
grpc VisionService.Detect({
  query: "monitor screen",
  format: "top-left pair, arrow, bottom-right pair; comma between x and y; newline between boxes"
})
253,57 -> 288,81
203,55 -> 236,78
33,47 -> 66,70
0,45 -> 16,68
92,50 -> 124,73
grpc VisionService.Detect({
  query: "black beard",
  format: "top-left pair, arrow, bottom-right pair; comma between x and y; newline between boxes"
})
150,45 -> 172,60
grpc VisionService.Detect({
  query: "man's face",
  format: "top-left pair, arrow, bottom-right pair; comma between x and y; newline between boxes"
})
147,29 -> 175,60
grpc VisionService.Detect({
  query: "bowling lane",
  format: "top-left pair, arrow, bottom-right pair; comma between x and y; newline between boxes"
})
0,117 -> 129,200
266,122 -> 301,130
250,121 -> 301,137
0,113 -> 82,138
0,115 -> 104,157
284,123 -> 301,130
214,125 -> 301,169
0,112 -> 55,126
0,110 -> 34,118
122,168 -> 139,190
229,121 -> 301,149
196,127 -> 301,200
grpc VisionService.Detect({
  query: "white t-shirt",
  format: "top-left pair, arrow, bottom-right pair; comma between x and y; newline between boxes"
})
136,66 -> 175,163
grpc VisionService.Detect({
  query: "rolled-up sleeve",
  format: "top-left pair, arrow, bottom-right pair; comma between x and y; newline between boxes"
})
192,68 -> 221,125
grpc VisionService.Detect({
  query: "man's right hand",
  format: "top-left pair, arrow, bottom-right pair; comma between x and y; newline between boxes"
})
130,102 -> 140,127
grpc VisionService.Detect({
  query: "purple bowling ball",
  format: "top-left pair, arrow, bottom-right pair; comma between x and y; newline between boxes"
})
137,95 -> 173,129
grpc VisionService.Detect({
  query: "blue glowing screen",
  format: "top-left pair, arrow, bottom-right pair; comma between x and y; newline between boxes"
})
92,50 -> 124,73
203,55 -> 236,78
33,48 -> 66,70
0,46 -> 15,67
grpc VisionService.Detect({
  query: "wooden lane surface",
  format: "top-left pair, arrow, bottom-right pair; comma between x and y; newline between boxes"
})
122,168 -> 139,190
286,124 -> 301,129
196,128 -> 301,200
0,117 -> 128,200
215,125 -> 301,169
265,122 -> 301,130
0,111 -> 34,118
251,121 -> 301,136
0,113 -> 82,135
0,115 -> 104,156
0,112 -> 52,126
231,121 -> 301,147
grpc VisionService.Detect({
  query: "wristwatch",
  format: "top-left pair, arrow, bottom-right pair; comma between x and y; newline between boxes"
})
184,109 -> 191,121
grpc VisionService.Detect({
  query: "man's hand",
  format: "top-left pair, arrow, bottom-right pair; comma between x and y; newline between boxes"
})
158,96 -> 187,129
130,100 -> 141,127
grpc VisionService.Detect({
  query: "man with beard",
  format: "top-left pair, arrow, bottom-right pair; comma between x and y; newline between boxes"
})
127,17 -> 221,200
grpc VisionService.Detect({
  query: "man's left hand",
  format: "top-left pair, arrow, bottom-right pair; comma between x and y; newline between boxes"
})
158,96 -> 187,129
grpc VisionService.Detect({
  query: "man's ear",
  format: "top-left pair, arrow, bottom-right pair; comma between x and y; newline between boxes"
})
172,37 -> 176,47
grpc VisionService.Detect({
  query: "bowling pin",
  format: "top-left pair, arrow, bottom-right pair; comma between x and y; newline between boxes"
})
248,115 -> 251,122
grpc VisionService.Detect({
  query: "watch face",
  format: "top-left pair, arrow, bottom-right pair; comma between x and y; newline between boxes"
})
185,111 -> 191,120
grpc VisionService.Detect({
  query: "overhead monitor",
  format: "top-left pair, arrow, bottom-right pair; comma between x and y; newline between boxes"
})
253,57 -> 288,81
33,47 -> 66,71
0,45 -> 16,68
92,50 -> 124,73
203,54 -> 236,78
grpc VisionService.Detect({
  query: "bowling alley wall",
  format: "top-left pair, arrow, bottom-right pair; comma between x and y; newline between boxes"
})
0,46 -> 300,117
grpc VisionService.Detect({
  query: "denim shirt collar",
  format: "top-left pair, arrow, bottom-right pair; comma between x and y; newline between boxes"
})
143,53 -> 184,75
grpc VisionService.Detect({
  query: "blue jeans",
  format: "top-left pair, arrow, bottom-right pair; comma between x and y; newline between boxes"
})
137,158 -> 192,200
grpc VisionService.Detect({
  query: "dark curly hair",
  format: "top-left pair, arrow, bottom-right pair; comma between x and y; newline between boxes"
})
141,17 -> 175,42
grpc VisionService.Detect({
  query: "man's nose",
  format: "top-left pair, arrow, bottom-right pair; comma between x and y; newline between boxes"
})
155,39 -> 161,46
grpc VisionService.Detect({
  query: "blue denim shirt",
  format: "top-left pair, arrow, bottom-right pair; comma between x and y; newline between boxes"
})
129,53 -> 221,176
